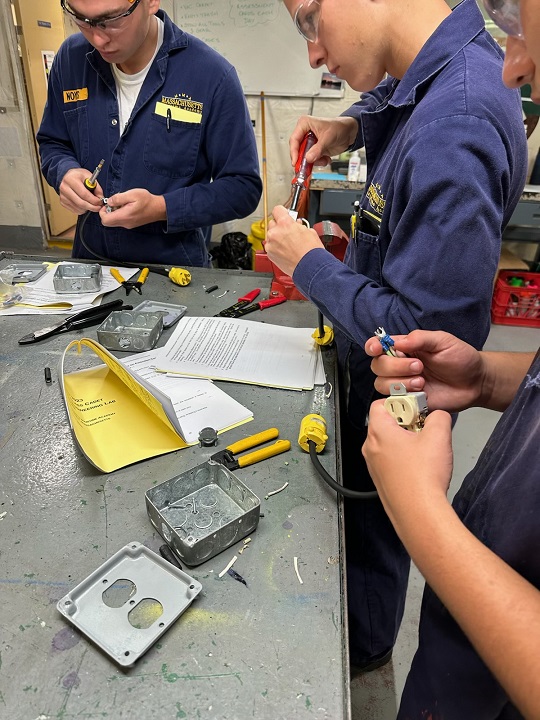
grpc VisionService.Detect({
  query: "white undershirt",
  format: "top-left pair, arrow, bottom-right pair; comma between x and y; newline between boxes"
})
111,16 -> 164,134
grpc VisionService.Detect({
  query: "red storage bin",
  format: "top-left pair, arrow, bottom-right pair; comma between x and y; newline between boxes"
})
491,270 -> 540,327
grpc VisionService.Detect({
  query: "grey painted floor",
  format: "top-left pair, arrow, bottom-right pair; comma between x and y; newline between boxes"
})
351,323 -> 540,720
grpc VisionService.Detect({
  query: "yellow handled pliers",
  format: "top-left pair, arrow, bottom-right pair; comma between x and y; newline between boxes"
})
211,428 -> 290,470
110,267 -> 149,295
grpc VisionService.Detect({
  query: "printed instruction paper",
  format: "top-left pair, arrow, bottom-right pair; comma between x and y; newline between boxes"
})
121,351 -> 253,443
155,316 -> 320,390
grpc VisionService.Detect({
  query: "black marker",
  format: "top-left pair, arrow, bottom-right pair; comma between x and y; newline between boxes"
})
44,367 -> 52,384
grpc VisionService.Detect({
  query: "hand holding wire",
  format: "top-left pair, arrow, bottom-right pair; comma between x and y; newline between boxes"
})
99,189 -> 166,229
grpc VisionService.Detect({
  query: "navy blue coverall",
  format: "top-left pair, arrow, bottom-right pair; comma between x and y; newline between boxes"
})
37,10 -> 262,267
399,349 -> 540,719
292,0 -> 528,665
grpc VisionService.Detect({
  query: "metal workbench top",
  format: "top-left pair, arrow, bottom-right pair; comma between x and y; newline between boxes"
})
0,255 -> 349,720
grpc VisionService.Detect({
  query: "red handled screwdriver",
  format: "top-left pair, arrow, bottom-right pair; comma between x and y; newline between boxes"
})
289,131 -> 317,219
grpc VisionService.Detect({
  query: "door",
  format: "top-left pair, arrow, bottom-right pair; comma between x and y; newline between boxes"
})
12,0 -> 77,238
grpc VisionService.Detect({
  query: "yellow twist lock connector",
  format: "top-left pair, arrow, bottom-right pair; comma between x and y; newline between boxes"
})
168,267 -> 191,286
298,414 -> 328,454
312,325 -> 334,346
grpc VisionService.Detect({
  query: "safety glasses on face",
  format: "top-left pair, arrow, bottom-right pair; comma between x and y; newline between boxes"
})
294,0 -> 321,43
61,0 -> 142,31
482,0 -> 523,38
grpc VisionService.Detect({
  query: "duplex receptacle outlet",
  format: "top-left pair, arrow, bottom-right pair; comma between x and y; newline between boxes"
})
383,383 -> 428,432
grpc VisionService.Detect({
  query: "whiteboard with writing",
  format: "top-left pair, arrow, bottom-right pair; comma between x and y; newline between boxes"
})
173,0 -> 323,96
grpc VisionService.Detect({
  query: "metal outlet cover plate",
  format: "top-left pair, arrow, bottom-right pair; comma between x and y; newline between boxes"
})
132,300 -> 187,328
56,541 -> 202,667
53,263 -> 103,293
2,262 -> 48,283
97,310 -> 163,351
146,461 -> 260,566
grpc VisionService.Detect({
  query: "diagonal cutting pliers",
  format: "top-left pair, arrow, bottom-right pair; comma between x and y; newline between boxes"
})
210,428 -> 290,470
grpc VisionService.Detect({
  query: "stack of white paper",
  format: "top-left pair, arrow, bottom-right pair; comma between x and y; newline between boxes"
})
154,316 -> 324,391
121,351 -> 253,443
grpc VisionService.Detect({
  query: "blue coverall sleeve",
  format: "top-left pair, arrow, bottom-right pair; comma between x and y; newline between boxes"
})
293,114 -> 511,349
163,67 -> 262,233
37,46 -> 82,193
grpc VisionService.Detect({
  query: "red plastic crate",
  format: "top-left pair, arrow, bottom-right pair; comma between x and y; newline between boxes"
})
491,270 -> 540,327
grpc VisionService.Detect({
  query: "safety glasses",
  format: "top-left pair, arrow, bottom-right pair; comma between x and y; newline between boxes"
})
61,0 -> 142,31
482,0 -> 523,38
294,0 -> 321,43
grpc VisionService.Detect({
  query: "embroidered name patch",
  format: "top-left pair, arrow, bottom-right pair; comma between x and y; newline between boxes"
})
63,88 -> 88,103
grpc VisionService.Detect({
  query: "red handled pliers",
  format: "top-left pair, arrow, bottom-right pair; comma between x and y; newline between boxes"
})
215,288 -> 261,317
227,293 -> 286,318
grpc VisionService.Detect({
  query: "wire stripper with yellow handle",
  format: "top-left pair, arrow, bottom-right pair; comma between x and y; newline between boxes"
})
110,267 -> 149,295
211,428 -> 290,470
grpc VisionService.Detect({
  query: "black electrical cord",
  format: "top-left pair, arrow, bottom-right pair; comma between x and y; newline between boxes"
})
317,309 -> 325,339
78,210 -> 171,274
78,210 -> 115,263
308,439 -> 378,500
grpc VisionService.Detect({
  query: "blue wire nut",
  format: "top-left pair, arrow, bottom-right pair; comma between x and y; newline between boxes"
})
374,326 -> 397,357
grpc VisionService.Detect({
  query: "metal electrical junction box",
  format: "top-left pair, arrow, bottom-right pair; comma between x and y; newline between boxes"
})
146,461 -> 261,567
53,263 -> 102,293
97,310 -> 163,351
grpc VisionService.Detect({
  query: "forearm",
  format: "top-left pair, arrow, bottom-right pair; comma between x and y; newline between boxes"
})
399,498 -> 540,719
479,351 -> 536,411
38,137 -> 81,193
294,249 -> 467,347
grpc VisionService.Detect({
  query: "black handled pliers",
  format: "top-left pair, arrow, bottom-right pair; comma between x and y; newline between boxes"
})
18,299 -> 128,344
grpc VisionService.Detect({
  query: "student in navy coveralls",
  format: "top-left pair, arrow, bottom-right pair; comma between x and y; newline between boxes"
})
267,0 -> 528,671
37,0 -> 261,267
362,2 -> 540,714
364,327 -> 539,719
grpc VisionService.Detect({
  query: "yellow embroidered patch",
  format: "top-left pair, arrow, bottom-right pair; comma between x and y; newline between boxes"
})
63,88 -> 88,103
154,101 -> 202,124
366,182 -> 386,216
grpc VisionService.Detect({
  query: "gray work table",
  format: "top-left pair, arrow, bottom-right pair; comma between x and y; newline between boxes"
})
0,255 -> 349,720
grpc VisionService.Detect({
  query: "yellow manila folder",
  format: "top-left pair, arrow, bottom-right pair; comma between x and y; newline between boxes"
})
60,338 -> 188,473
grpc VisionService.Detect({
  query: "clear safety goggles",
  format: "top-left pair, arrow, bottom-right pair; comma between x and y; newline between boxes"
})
294,0 -> 321,43
482,0 -> 523,38
61,0 -> 141,32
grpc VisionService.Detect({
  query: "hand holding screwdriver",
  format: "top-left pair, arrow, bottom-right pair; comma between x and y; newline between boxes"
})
58,161 -> 104,215
289,131 -> 317,219
289,115 -> 359,168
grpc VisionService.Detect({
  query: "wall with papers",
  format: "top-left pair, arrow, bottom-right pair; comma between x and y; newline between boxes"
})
173,0 -> 322,96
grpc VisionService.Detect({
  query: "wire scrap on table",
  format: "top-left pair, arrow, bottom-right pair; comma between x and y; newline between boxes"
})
265,482 -> 289,500
218,555 -> 238,577
294,556 -> 304,585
